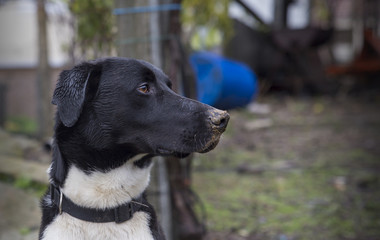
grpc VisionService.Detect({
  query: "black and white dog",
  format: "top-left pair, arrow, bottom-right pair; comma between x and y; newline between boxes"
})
39,57 -> 229,240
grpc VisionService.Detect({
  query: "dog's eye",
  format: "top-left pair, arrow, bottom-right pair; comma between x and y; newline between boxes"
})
137,84 -> 150,94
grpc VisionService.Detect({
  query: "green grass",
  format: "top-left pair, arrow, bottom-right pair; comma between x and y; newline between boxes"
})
194,159 -> 380,239
192,100 -> 380,240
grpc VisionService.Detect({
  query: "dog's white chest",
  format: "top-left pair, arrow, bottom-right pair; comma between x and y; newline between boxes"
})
42,156 -> 155,240
41,211 -> 154,240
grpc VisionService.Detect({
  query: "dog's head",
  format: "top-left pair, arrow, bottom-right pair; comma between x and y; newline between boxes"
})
51,57 -> 229,182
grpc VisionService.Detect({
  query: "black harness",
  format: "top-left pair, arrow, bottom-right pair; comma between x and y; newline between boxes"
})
50,185 -> 149,224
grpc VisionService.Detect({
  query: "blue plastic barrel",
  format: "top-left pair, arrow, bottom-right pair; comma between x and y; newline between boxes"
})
190,52 -> 258,110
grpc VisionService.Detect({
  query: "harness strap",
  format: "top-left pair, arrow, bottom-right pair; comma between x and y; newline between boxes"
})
50,185 -> 148,223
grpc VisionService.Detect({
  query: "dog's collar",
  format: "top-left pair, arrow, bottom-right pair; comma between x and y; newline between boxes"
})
50,185 -> 149,223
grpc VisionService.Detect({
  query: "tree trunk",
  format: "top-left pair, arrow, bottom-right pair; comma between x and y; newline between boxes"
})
36,0 -> 52,140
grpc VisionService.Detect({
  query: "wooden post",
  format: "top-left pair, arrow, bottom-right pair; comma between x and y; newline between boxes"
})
36,0 -> 52,140
115,1 -> 203,239
273,0 -> 293,30
162,1 -> 204,239
115,1 -> 172,239
116,0 -> 151,61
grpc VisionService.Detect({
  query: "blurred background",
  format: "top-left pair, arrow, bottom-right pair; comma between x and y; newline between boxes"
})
0,0 -> 379,239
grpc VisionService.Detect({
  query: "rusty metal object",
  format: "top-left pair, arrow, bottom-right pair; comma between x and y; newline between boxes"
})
327,29 -> 380,75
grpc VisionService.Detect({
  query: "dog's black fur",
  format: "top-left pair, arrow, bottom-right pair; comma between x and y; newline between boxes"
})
39,57 -> 229,239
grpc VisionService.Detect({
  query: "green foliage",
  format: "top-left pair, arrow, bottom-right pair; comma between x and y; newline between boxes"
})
181,0 -> 233,50
0,173 -> 48,198
68,0 -> 115,58
19,227 -> 31,236
5,116 -> 37,135
13,176 -> 33,189
14,175 -> 48,197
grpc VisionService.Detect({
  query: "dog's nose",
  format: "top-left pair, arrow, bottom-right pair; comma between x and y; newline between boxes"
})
208,109 -> 230,131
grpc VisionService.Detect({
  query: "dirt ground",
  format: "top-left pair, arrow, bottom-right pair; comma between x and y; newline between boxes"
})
193,93 -> 380,240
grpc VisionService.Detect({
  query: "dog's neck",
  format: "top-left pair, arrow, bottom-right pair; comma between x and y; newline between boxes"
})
60,154 -> 153,209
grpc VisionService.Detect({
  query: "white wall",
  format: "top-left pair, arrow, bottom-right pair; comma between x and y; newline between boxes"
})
0,0 -> 72,68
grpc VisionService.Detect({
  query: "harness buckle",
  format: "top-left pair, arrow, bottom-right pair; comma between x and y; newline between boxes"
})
50,185 -> 64,215
59,189 -> 63,214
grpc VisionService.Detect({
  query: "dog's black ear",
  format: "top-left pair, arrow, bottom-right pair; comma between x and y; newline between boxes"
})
50,142 -> 67,186
52,62 -> 100,127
